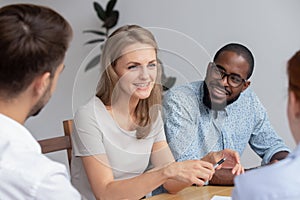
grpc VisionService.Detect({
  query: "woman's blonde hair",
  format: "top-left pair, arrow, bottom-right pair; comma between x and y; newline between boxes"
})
96,25 -> 162,139
288,50 -> 300,101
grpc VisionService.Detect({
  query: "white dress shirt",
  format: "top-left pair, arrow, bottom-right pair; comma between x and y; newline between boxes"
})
0,114 -> 81,199
232,144 -> 300,200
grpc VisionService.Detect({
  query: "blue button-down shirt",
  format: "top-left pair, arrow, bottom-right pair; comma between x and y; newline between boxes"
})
163,81 -> 290,164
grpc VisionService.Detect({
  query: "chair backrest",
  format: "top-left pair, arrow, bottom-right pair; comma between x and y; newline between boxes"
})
38,119 -> 74,166
62,119 -> 73,165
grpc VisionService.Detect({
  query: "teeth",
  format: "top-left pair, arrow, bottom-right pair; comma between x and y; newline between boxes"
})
216,88 -> 225,94
214,87 -> 227,95
134,83 -> 150,87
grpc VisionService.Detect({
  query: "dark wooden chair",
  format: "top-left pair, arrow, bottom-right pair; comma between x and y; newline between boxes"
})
38,120 -> 74,166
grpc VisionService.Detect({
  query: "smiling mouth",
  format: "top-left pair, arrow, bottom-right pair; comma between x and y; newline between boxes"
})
133,82 -> 151,88
210,85 -> 231,98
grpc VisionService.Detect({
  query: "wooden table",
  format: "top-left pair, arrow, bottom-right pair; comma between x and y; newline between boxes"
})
146,186 -> 233,200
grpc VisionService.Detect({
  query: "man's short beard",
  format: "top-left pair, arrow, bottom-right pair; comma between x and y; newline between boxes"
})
27,81 -> 52,118
202,82 -> 240,111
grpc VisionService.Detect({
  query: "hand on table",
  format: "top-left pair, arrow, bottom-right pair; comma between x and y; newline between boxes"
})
201,149 -> 244,175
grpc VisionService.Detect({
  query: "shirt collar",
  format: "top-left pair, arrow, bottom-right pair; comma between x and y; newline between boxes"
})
0,114 -> 41,152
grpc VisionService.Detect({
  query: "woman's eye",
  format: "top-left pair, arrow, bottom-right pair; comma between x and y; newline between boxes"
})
148,63 -> 156,68
128,65 -> 138,70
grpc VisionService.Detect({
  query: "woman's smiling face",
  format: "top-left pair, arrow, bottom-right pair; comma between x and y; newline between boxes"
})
113,43 -> 157,100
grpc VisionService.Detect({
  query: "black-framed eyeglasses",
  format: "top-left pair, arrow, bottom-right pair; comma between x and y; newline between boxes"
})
209,62 -> 247,88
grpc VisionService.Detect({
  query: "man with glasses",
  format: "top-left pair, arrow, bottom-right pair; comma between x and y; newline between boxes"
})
163,43 -> 290,185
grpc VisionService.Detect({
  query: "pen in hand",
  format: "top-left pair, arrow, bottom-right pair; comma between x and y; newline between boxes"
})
213,157 -> 226,169
202,158 -> 227,186
193,157 -> 227,187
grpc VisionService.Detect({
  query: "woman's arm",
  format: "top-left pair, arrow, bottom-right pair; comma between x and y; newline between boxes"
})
150,141 -> 215,194
150,143 -> 244,190
82,142 -> 215,199
82,154 -> 173,200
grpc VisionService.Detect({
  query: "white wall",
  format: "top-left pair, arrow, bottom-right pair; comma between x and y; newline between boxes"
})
1,0 -> 299,168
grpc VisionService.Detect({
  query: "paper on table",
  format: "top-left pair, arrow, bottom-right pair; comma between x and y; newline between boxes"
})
210,195 -> 232,200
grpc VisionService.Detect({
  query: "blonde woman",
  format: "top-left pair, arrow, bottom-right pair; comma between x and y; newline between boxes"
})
71,25 -> 242,200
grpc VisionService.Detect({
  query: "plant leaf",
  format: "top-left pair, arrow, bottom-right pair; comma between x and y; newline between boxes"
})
103,11 -> 119,29
83,30 -> 106,36
106,0 -> 117,15
162,77 -> 176,91
85,54 -> 101,72
84,38 -> 105,45
93,1 -> 106,21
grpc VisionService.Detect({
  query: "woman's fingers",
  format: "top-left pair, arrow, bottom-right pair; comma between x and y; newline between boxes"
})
172,160 -> 215,185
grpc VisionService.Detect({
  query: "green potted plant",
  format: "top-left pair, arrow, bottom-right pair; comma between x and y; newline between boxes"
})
83,0 -> 119,71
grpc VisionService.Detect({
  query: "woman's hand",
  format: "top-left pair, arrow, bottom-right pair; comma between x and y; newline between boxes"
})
201,149 -> 244,175
164,160 -> 215,186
